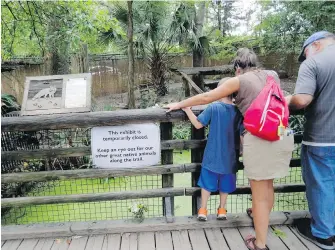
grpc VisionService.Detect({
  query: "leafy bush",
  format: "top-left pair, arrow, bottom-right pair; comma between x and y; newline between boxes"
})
173,122 -> 191,140
1,94 -> 20,115
289,115 -> 305,135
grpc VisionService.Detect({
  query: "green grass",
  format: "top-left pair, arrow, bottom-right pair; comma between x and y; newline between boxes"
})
2,150 -> 307,225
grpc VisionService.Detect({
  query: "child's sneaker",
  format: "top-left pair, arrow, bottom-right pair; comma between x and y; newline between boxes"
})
197,208 -> 208,221
217,208 -> 227,220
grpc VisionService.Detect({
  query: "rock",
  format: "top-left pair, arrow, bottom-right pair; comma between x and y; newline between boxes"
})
278,70 -> 288,79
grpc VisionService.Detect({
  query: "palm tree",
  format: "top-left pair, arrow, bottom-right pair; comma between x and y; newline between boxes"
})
100,1 -> 209,96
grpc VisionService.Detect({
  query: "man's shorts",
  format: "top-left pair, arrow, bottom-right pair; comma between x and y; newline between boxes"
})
197,167 -> 237,193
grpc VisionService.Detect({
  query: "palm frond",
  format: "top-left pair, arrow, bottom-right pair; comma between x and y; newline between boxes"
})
111,3 -> 128,25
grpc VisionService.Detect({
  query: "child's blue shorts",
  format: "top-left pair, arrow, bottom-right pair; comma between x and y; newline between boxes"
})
198,167 -> 236,193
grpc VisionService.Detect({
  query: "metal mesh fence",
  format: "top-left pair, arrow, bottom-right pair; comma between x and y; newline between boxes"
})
2,198 -> 163,225
205,130 -> 306,215
2,175 -> 163,225
207,167 -> 306,216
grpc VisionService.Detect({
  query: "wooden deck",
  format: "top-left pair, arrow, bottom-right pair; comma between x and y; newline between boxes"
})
1,225 -> 320,250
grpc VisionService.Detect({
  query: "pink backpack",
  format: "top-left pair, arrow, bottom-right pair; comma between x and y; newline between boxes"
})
243,75 -> 289,141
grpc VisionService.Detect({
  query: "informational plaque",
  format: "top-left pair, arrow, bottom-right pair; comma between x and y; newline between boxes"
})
91,123 -> 161,168
21,73 -> 91,116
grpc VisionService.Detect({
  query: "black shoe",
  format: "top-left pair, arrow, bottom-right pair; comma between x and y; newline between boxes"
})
293,218 -> 334,250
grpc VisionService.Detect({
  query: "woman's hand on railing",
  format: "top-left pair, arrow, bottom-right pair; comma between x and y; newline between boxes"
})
165,102 -> 182,113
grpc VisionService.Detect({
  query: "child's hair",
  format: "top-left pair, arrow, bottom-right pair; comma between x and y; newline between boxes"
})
218,77 -> 234,100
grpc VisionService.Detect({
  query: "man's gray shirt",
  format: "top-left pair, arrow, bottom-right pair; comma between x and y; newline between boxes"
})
294,43 -> 335,145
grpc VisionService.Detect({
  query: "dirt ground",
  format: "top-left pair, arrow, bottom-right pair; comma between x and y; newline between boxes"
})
93,77 -> 297,111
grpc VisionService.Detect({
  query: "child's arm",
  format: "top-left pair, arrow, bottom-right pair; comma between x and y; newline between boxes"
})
182,107 -> 204,129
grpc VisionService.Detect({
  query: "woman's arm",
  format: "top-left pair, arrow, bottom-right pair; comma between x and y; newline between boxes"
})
182,107 -> 204,129
165,77 -> 240,112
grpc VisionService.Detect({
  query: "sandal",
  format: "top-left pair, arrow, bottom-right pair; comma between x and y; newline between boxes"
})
244,235 -> 268,250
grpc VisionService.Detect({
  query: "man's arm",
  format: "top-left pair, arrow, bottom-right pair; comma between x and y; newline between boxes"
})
288,60 -> 316,110
286,94 -> 314,110
182,107 -> 204,129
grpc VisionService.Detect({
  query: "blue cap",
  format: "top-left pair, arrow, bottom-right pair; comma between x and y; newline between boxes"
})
298,31 -> 334,62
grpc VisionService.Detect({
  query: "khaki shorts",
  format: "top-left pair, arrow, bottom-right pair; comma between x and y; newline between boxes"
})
243,132 -> 294,180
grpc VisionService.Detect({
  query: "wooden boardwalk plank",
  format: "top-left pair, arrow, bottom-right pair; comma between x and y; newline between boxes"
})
85,235 -> 104,250
1,240 -> 23,250
288,226 -> 320,250
67,236 -> 88,250
267,228 -> 290,250
50,238 -> 70,250
33,238 -> 55,250
120,233 -> 137,250
222,228 -> 248,250
155,231 -> 173,250
204,228 -> 229,250
272,226 -> 308,250
188,229 -> 210,250
17,239 -> 38,250
238,227 -> 289,250
171,230 -> 192,250
138,232 -> 155,250
101,234 -> 121,250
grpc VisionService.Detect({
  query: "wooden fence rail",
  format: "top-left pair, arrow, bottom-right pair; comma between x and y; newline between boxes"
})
1,160 -> 302,184
1,184 -> 305,208
1,109 -> 195,132
1,108 -> 304,132
1,136 -> 302,161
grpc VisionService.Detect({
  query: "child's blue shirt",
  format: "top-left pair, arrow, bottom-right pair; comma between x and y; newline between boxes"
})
197,102 -> 243,174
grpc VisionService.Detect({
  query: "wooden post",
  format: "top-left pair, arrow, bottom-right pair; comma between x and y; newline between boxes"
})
191,126 -> 205,215
191,74 -> 204,91
160,122 -> 174,222
81,44 -> 89,73
183,78 -> 190,97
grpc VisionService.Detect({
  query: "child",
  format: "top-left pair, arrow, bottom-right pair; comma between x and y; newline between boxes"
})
182,77 -> 243,221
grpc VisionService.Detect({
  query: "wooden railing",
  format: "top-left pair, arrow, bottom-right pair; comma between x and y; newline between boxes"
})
171,65 -> 234,96
1,108 -> 304,225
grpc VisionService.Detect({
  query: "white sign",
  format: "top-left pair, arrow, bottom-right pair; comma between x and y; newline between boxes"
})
65,78 -> 87,108
91,123 -> 161,168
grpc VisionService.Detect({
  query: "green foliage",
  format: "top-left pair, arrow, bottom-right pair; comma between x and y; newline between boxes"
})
173,122 -> 191,140
289,115 -> 305,135
255,1 -> 335,57
272,228 -> 286,238
128,203 -> 148,222
103,105 -> 116,111
209,33 -> 261,61
1,94 -> 20,115
1,1 -> 113,59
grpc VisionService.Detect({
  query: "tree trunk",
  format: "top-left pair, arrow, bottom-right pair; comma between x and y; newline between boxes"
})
192,1 -> 206,90
222,2 -> 232,37
45,15 -> 70,75
217,1 -> 222,31
127,0 -> 135,109
70,44 -> 89,74
79,44 -> 89,73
